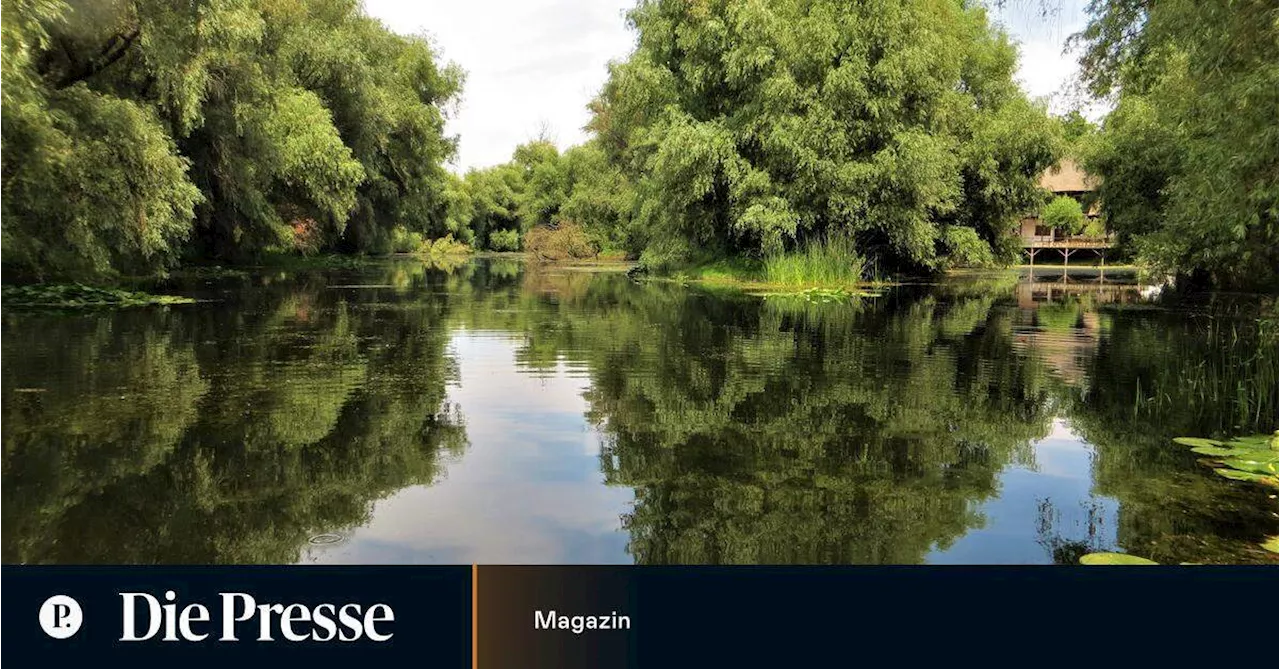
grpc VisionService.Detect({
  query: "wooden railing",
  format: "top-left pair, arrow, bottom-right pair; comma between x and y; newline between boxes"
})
1021,234 -> 1115,249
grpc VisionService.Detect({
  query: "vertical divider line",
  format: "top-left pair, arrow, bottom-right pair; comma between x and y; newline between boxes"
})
472,563 -> 478,669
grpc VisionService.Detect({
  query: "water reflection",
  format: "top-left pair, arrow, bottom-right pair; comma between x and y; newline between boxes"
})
2,259 -> 1274,564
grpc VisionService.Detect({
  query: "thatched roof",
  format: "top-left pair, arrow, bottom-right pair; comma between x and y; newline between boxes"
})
1040,158 -> 1097,193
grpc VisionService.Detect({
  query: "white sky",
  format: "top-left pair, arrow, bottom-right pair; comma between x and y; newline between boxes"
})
363,0 -> 1099,173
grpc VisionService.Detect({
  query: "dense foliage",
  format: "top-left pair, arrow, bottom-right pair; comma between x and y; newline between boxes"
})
587,0 -> 1061,271
1074,0 -> 1278,290
447,140 -> 640,256
1,0 -> 462,279
1042,196 -> 1085,235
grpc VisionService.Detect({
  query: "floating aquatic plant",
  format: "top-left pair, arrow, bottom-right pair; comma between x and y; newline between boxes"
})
1174,432 -> 1279,556
761,287 -> 882,302
1174,433 -> 1279,488
1078,552 -> 1159,565
2,283 -> 195,308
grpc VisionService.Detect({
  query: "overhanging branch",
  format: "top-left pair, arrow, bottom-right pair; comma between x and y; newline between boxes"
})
54,26 -> 141,89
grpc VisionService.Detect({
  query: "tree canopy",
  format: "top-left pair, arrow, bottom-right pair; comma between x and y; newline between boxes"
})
1042,195 -> 1085,235
3,0 -> 1274,292
1,0 -> 462,279
447,139 -> 641,256
1074,0 -> 1278,290
587,0 -> 1062,271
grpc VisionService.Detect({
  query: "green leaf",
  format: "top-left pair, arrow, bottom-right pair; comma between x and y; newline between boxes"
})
1213,468 -> 1279,487
1173,437 -> 1225,448
1261,537 -> 1279,555
1220,458 -> 1277,475
1218,452 -> 1280,463
1189,446 -> 1237,457
1079,552 -> 1159,565
1226,435 -> 1273,447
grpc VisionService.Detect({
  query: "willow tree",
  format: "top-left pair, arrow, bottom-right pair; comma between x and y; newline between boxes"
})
1,0 -> 203,279
1,0 -> 462,277
1074,0 -> 1278,290
590,0 -> 1061,270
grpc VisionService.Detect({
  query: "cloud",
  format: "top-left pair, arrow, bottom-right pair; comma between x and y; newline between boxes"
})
991,1 -> 1111,120
363,0 -> 636,171
362,1 -> 1100,172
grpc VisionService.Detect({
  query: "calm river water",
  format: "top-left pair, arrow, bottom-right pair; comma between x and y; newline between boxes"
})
3,258 -> 1275,564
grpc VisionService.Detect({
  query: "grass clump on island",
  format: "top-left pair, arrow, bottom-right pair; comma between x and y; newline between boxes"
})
2,283 -> 195,308
655,236 -> 883,297
762,234 -> 867,288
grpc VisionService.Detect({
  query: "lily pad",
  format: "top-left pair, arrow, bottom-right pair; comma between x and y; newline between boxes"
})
1173,437 -> 1226,448
1079,552 -> 1159,565
1227,435 -> 1275,448
2,283 -> 195,308
1177,433 -> 1279,489
1220,458 -> 1278,475
1223,447 -> 1277,460
1189,445 -> 1238,457
1213,468 -> 1279,487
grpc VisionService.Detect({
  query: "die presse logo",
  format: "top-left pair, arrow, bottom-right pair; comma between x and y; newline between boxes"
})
39,595 -> 84,639
38,591 -> 395,642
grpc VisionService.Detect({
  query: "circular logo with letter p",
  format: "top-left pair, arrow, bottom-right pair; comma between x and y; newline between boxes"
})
39,595 -> 83,639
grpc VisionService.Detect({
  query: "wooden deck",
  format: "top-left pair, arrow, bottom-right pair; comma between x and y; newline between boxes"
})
1022,235 -> 1115,266
1021,235 -> 1116,250
1024,232 -> 1116,248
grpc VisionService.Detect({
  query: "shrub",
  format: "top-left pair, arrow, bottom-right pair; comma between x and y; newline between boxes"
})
417,234 -> 471,257
523,222 -> 597,261
390,226 -> 426,253
488,228 -> 521,252
1043,196 -> 1086,235
941,226 -> 997,268
288,217 -> 325,256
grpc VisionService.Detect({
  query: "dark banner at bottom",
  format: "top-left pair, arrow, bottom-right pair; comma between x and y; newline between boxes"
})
4,566 -> 1277,668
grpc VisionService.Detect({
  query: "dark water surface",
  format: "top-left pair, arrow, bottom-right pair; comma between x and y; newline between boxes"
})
3,258 -> 1276,564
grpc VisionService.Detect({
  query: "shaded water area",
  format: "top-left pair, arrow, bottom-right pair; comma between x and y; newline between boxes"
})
3,258 -> 1276,565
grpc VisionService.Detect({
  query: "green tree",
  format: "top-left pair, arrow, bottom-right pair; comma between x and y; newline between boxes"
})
1,0 -> 202,279
458,139 -> 642,256
463,162 -> 524,249
1074,0 -> 1278,290
560,142 -> 643,256
1042,196 -> 1085,235
589,0 -> 1061,271
1,0 -> 463,277
1059,110 -> 1097,147
512,139 -> 568,230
